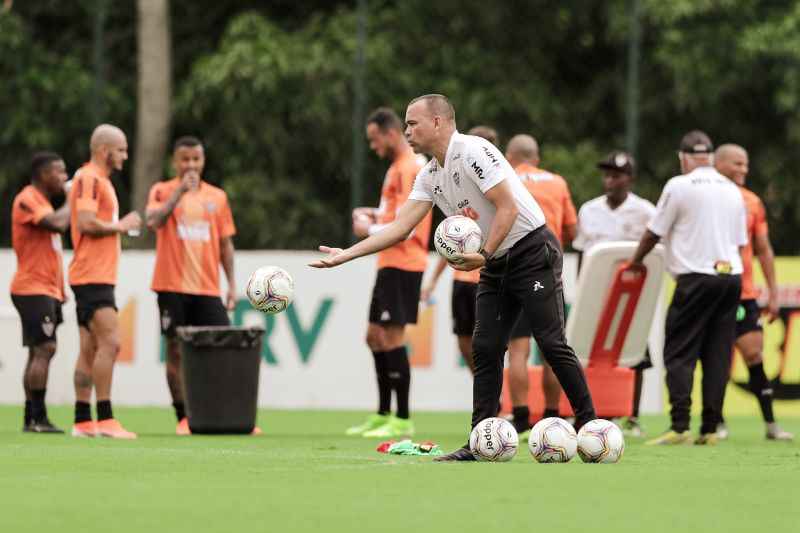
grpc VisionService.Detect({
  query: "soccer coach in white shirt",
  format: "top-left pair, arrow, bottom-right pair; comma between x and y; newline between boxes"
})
630,130 -> 748,446
311,94 -> 597,461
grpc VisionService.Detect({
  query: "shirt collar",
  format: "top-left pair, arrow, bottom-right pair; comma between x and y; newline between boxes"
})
438,130 -> 459,167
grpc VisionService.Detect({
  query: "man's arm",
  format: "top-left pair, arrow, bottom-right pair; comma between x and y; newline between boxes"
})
753,232 -> 779,322
37,203 -> 70,233
146,175 -> 194,230
220,236 -> 236,310
630,229 -> 661,266
310,199 -> 431,268
562,223 -> 577,246
77,210 -> 140,236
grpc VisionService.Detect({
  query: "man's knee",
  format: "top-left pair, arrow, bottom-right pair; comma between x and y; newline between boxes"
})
32,341 -> 57,361
366,325 -> 384,351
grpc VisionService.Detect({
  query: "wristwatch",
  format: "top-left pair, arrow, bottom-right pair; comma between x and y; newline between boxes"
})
478,248 -> 491,261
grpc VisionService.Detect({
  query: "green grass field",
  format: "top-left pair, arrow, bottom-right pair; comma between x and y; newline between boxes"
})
0,406 -> 798,533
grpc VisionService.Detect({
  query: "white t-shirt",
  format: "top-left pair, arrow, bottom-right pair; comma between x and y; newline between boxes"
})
573,193 -> 656,252
408,131 -> 546,256
648,166 -> 748,277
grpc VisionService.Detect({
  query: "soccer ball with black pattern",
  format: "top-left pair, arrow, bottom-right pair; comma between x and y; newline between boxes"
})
246,266 -> 294,315
434,215 -> 482,262
577,419 -> 625,463
469,417 -> 519,462
528,417 -> 577,463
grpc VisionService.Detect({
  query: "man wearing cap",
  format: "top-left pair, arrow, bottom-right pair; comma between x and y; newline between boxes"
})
631,130 -> 747,446
573,150 -> 655,436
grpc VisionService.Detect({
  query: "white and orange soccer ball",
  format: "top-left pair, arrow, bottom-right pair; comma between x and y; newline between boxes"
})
528,417 -> 578,463
577,419 -> 625,463
469,417 -> 519,462
246,266 -> 294,314
434,215 -> 482,262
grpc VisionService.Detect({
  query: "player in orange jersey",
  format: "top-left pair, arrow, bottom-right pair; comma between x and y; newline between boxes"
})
714,144 -> 792,441
504,134 -> 577,434
146,136 -> 238,435
419,125 -> 499,374
69,124 -> 142,439
11,152 -> 70,433
346,107 -> 432,438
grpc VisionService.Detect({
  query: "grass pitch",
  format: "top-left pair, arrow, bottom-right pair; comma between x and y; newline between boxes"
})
0,407 -> 798,533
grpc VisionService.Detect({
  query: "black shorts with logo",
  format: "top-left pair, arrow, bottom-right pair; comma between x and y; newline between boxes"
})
451,280 -> 477,336
71,284 -> 116,328
368,267 -> 424,326
157,292 -> 230,338
736,299 -> 763,338
11,295 -> 63,347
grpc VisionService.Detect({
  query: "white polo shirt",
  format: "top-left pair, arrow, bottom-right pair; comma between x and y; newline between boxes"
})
573,193 -> 656,252
408,131 -> 546,256
648,166 -> 748,277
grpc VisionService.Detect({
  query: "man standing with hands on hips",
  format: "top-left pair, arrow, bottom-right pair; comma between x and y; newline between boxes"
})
311,94 -> 596,461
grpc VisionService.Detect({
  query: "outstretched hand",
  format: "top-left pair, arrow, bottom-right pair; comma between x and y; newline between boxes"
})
309,246 -> 349,268
450,252 -> 485,271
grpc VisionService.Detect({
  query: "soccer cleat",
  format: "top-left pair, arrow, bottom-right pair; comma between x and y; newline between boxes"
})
96,419 -> 137,440
622,417 -> 644,438
345,413 -> 390,436
71,420 -> 97,438
25,419 -> 65,434
176,417 -> 191,436
716,422 -> 729,440
433,447 -> 476,462
694,433 -> 719,446
645,430 -> 691,445
766,423 -> 794,441
363,417 -> 415,438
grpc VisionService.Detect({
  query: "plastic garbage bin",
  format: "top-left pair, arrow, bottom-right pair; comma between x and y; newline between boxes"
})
177,326 -> 265,434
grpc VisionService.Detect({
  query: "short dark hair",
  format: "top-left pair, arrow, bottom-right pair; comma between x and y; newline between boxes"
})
366,107 -> 404,133
679,130 -> 713,154
31,151 -> 62,180
468,126 -> 498,146
173,136 -> 203,152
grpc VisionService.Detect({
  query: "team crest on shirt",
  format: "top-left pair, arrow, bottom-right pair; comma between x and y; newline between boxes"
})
452,171 -> 460,187
205,202 -> 217,214
41,316 -> 55,338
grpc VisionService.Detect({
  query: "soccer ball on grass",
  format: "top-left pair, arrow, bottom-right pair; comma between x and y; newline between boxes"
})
469,417 -> 519,462
528,417 -> 578,463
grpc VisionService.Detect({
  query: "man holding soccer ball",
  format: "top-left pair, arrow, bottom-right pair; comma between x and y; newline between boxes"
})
311,94 -> 596,461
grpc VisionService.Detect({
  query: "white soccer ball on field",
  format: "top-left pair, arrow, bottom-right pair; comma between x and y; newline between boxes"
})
528,417 -> 578,463
577,419 -> 625,463
246,266 -> 294,314
469,417 -> 519,462
434,215 -> 482,262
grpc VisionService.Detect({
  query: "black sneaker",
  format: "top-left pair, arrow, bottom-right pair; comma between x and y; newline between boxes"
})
433,447 -> 476,462
25,419 -> 65,434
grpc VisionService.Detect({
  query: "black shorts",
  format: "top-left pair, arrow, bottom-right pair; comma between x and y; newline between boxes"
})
368,267 -> 423,326
11,295 -> 63,347
736,299 -> 763,338
451,280 -> 477,336
71,284 -> 116,328
157,292 -> 231,338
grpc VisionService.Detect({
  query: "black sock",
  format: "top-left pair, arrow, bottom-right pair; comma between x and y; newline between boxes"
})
75,401 -> 92,424
512,405 -> 530,432
542,408 -> 559,419
632,369 -> 644,418
24,400 -> 32,426
30,389 -> 46,422
386,346 -> 411,419
372,351 -> 391,415
173,402 -> 186,422
96,400 -> 113,421
748,362 -> 775,423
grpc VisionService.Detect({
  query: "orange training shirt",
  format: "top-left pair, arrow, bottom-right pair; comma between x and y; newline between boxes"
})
68,162 -> 120,286
10,185 -> 65,300
148,179 -> 236,296
739,186 -> 769,301
515,163 -> 577,244
376,147 -> 432,272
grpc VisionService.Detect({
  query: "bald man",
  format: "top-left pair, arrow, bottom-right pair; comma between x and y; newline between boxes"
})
69,124 -> 141,439
714,144 -> 792,440
504,133 -> 577,434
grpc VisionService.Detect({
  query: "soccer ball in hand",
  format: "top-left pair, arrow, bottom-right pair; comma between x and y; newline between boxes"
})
469,417 -> 518,462
577,419 -> 625,463
528,417 -> 578,463
434,215 -> 482,262
246,266 -> 294,314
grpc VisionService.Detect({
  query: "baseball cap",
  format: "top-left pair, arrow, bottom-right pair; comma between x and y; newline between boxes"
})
597,150 -> 635,175
679,130 -> 714,154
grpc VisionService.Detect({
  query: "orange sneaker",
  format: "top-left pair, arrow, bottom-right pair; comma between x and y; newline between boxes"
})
96,419 -> 137,439
251,426 -> 263,436
71,420 -> 97,438
176,417 -> 191,436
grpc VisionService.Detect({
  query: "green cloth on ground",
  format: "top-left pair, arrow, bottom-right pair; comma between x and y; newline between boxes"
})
387,439 -> 443,456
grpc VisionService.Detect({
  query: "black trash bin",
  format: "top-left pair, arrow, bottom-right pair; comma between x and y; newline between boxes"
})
177,326 -> 265,434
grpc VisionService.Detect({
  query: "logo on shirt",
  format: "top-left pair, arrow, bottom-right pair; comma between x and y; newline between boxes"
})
177,221 -> 211,242
205,202 -> 217,214
457,199 -> 470,210
470,161 -> 485,179
533,281 -> 544,292
41,316 -> 55,338
451,153 -> 462,162
452,171 -> 460,186
433,185 -> 444,196
481,146 -> 499,165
